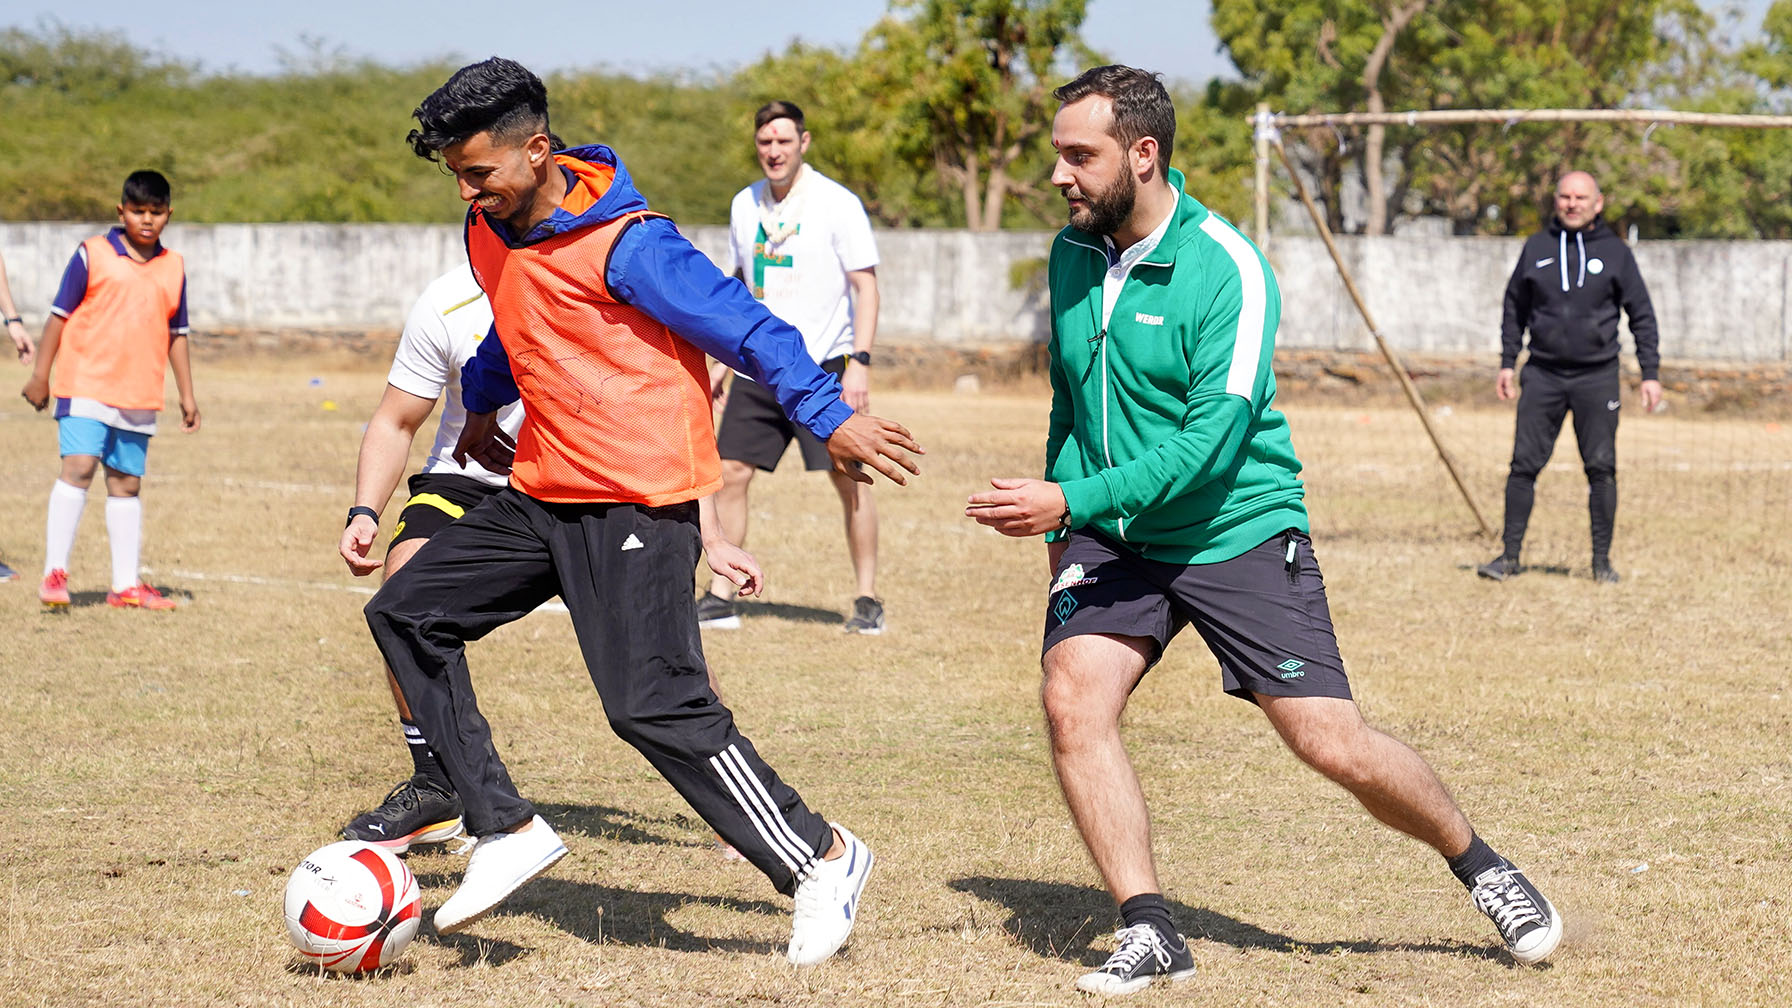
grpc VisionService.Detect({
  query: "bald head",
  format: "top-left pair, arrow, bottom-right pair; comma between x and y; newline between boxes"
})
1555,171 -> 1603,230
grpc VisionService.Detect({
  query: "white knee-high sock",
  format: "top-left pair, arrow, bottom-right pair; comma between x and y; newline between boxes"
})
106,495 -> 143,592
43,479 -> 86,575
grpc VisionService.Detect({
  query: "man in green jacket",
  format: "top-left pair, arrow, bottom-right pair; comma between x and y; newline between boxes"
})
967,65 -> 1562,996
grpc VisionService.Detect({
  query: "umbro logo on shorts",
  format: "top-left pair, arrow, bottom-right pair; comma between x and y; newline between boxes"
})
1276,659 -> 1306,679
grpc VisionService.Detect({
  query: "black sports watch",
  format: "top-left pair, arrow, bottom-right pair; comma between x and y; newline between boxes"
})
346,505 -> 380,527
848,350 -> 872,366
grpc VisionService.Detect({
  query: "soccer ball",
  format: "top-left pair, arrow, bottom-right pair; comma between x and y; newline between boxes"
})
283,840 -> 421,972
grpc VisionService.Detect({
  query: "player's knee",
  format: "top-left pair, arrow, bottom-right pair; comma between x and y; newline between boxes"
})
364,588 -> 426,640
720,459 -> 756,486
60,455 -> 99,483
1040,675 -> 1105,745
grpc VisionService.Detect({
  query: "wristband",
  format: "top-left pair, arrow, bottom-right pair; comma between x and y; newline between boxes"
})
3,317 -> 21,325
345,505 -> 380,527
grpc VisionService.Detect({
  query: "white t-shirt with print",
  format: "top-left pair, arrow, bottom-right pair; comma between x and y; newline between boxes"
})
386,266 -> 524,487
724,168 -> 879,366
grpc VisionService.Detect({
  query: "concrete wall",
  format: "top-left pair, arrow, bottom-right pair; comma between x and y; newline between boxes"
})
1265,235 -> 1792,363
3,221 -> 1786,362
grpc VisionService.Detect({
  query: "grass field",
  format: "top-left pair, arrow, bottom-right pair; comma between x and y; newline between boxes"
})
1,356 -> 1788,1007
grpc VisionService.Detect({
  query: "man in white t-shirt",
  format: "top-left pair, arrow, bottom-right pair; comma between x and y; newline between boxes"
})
335,265 -> 525,851
702,100 -> 885,634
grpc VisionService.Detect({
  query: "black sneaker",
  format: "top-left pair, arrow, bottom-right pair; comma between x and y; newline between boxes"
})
1592,559 -> 1620,584
696,591 -> 740,629
1476,555 -> 1521,581
340,777 -> 464,854
1075,924 -> 1196,995
1470,862 -> 1562,964
842,596 -> 885,635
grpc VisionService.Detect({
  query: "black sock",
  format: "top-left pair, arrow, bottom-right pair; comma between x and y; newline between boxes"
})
1119,893 -> 1181,945
402,719 -> 454,794
1446,833 -> 1505,888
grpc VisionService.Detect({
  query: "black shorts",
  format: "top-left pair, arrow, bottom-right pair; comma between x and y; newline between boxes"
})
1042,529 -> 1353,703
390,472 -> 506,547
716,356 -> 847,472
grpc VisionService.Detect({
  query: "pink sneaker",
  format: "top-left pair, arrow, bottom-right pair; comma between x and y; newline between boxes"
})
39,568 -> 70,607
108,583 -> 176,610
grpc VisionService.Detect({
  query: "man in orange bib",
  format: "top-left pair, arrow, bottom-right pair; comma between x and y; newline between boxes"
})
364,58 -> 921,966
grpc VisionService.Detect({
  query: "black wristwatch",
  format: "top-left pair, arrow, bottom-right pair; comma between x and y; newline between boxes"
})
346,505 -> 380,527
848,350 -> 872,366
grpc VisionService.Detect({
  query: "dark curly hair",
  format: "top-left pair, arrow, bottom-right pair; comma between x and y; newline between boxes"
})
407,57 -> 561,161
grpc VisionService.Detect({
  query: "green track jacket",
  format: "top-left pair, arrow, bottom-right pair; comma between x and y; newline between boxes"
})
1044,170 -> 1308,564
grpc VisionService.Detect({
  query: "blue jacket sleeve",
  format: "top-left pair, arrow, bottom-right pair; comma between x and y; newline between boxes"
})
607,217 -> 852,441
460,321 -> 521,415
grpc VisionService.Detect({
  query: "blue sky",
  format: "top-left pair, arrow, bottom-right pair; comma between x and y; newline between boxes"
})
1,0 -> 1776,85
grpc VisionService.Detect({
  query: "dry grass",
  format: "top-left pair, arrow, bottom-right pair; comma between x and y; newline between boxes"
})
1,357 -> 1788,1007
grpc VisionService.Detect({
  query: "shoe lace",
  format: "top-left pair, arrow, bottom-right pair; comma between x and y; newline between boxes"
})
1473,869 -> 1544,937
1099,924 -> 1171,975
375,781 -> 422,815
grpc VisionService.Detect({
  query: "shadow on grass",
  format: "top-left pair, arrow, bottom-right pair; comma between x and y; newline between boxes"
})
1459,562 -> 1575,579
529,802 -> 703,850
949,876 -> 1512,967
410,874 -> 784,958
281,958 -> 425,979
731,598 -> 841,626
407,802 -> 784,960
58,583 -> 193,608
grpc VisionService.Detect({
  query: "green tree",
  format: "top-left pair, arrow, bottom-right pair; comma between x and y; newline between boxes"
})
876,0 -> 1096,230
1213,0 -> 1445,234
1174,78 -> 1258,229
1211,1 -> 1716,237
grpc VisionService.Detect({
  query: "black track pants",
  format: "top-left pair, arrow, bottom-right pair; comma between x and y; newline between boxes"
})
1501,361 -> 1620,560
365,488 -> 831,895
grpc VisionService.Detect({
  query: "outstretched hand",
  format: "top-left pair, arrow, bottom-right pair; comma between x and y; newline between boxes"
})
825,412 -> 923,486
966,477 -> 1068,538
452,409 -> 516,474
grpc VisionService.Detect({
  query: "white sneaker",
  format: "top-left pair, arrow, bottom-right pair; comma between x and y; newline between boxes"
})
434,815 -> 567,934
786,822 -> 873,965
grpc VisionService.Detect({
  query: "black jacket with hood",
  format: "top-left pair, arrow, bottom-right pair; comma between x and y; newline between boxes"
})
1500,215 -> 1659,380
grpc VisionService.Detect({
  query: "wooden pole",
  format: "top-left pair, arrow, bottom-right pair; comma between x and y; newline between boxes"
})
1254,103 -> 1271,247
1266,107 -> 1792,130
1269,138 -> 1496,538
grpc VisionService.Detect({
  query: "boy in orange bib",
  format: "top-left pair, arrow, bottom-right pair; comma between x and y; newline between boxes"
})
22,170 -> 200,610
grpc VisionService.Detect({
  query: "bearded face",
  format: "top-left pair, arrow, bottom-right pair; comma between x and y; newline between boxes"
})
1064,162 -> 1137,236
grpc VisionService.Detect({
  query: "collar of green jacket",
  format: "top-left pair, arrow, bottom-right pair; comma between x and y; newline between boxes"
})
1061,167 -> 1197,266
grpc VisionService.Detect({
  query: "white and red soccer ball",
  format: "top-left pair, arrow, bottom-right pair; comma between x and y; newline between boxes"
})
283,841 -> 421,973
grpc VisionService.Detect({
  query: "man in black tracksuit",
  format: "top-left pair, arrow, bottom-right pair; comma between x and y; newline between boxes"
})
1478,171 -> 1661,584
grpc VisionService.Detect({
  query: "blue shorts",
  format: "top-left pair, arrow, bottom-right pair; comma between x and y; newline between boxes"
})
58,417 -> 150,477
